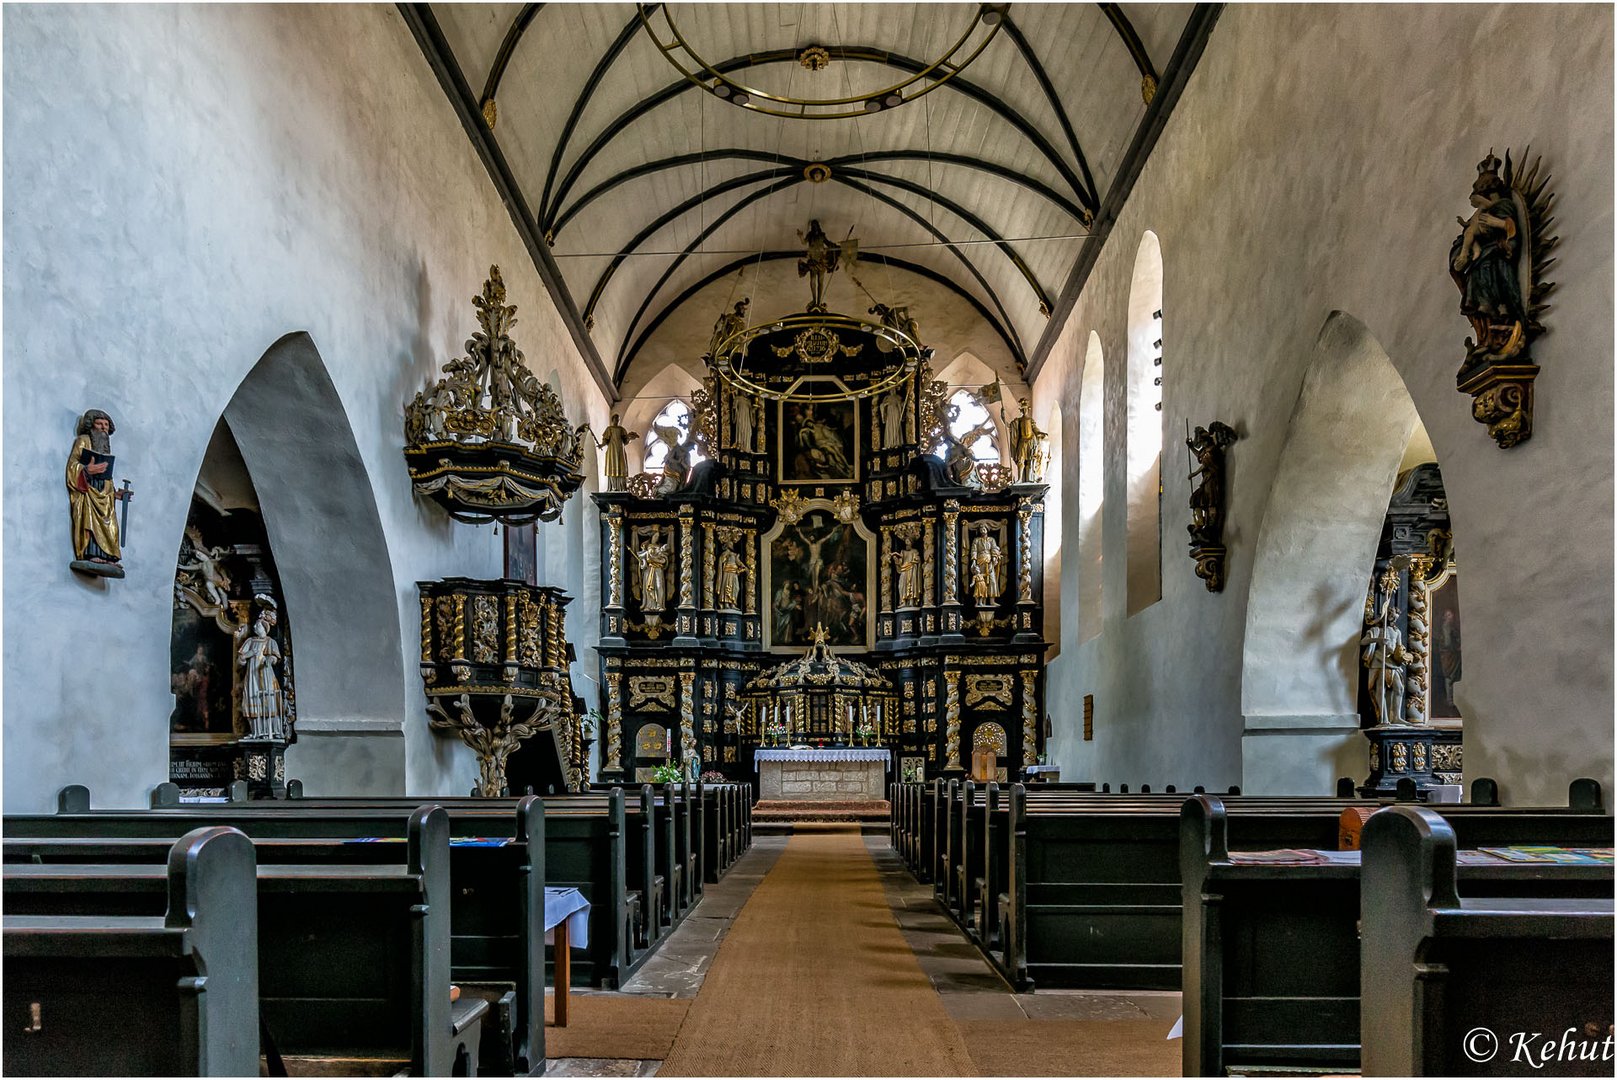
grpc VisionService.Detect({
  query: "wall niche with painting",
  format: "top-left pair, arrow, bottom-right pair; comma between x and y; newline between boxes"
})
169,419 -> 295,794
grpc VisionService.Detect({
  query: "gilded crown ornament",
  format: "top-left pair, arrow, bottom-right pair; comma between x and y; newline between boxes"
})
404,266 -> 589,522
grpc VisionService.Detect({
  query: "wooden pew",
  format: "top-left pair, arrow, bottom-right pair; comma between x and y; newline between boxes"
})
6,806 -> 485,1076
1361,805 -> 1615,1078
3,826 -> 259,1077
1181,795 -> 1614,1077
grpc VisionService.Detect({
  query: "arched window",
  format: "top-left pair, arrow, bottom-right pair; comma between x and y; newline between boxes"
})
931,388 -> 1001,465
643,399 -> 706,473
1043,402 -> 1063,650
1078,332 -> 1105,643
1126,232 -> 1164,614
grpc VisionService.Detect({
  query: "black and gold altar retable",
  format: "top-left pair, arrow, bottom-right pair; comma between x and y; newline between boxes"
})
594,244 -> 1049,786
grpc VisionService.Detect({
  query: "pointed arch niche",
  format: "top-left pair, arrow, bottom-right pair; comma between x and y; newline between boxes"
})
1241,313 -> 1432,794
170,332 -> 405,796
1125,232 -> 1164,615
1077,332 -> 1106,644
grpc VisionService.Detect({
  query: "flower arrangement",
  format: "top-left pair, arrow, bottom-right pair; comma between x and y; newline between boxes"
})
580,708 -> 603,739
853,723 -> 877,746
764,717 -> 788,747
651,762 -> 684,785
700,770 -> 727,784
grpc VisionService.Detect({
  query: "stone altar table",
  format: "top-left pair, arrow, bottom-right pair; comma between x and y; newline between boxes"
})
756,748 -> 890,801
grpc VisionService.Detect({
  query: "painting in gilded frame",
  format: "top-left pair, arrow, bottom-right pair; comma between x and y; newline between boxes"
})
778,397 -> 858,484
765,506 -> 873,649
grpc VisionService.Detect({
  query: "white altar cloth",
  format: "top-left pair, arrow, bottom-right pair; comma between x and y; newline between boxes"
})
754,748 -> 891,770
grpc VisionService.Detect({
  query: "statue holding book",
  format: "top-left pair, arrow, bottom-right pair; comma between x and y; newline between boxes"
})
66,408 -> 126,577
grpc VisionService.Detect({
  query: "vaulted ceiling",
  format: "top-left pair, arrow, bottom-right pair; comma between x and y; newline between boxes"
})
406,3 -> 1214,400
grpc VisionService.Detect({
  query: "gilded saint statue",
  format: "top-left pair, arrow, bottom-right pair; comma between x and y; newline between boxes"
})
237,596 -> 288,740
635,529 -> 671,613
709,297 -> 749,358
797,219 -> 841,312
890,543 -> 922,608
594,413 -> 640,492
66,409 -> 125,576
717,544 -> 746,610
969,522 -> 1005,607
1007,398 -> 1048,484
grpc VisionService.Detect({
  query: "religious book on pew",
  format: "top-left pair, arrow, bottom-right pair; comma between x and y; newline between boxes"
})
1226,848 -> 1357,866
1474,845 -> 1614,864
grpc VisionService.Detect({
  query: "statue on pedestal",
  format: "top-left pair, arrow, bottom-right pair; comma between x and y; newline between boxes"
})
969,523 -> 1005,607
1008,399 -> 1048,484
595,413 -> 639,492
236,596 -> 288,741
891,543 -> 922,608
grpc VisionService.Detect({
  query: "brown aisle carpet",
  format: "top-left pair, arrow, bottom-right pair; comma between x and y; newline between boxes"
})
543,994 -> 690,1060
656,825 -> 978,1077
955,1019 -> 1181,1077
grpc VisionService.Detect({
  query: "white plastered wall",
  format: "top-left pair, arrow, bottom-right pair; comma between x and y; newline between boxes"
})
1036,4 -> 1614,803
3,5 -> 611,811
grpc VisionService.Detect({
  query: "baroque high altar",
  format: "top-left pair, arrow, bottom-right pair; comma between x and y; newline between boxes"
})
595,228 -> 1050,787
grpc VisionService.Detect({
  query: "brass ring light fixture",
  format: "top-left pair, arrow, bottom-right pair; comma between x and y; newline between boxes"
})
637,3 -> 1010,119
711,311 -> 922,403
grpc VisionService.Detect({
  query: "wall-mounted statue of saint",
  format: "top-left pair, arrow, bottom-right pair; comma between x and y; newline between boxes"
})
66,408 -> 127,577
237,595 -> 288,741
877,383 -> 908,449
595,413 -> 639,492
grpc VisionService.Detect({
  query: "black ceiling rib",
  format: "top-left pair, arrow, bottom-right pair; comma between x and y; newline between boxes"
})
397,3 -> 617,402
608,173 -> 1028,380
832,164 -> 1055,309
999,17 -> 1099,215
555,149 -> 790,237
1027,5 -> 1221,383
594,169 -> 1030,368
537,9 -> 648,226
553,147 -> 1088,240
616,251 -> 1025,388
582,167 -> 798,320
1097,3 -> 1161,85
543,44 -> 1098,234
575,155 -> 1053,315
831,175 -> 1027,360
479,4 -> 544,112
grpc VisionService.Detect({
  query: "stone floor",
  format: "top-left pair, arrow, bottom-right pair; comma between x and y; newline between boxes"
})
542,833 -> 1181,1075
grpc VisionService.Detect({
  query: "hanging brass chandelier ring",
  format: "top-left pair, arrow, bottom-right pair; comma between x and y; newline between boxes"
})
637,3 -> 1009,120
711,311 -> 921,403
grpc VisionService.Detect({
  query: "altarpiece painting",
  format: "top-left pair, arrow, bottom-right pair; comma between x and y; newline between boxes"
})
766,507 -> 873,649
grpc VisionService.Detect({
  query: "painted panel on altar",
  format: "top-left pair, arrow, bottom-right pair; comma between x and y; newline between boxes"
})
779,395 -> 858,484
1429,571 -> 1462,720
765,506 -> 874,650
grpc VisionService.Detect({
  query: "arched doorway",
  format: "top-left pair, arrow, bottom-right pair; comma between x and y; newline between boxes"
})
1240,313 -> 1433,794
169,332 -> 404,796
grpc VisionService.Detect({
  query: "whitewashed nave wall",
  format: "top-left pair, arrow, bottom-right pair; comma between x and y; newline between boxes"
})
1035,4 -> 1614,803
3,5 -> 610,812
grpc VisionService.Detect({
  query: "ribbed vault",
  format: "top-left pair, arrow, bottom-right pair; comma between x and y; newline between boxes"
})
414,2 -> 1205,396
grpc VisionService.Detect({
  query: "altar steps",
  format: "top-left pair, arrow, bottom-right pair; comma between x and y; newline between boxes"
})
751,799 -> 891,835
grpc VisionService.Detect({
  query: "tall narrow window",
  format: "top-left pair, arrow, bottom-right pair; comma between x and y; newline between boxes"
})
643,399 -> 706,473
1043,403 -> 1063,650
1126,232 -> 1164,614
1077,332 -> 1105,643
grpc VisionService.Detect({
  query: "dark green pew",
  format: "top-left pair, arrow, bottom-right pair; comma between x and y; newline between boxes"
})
1181,795 -> 1615,1076
3,826 -> 259,1077
1361,806 -> 1615,1078
5,806 -> 483,1076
